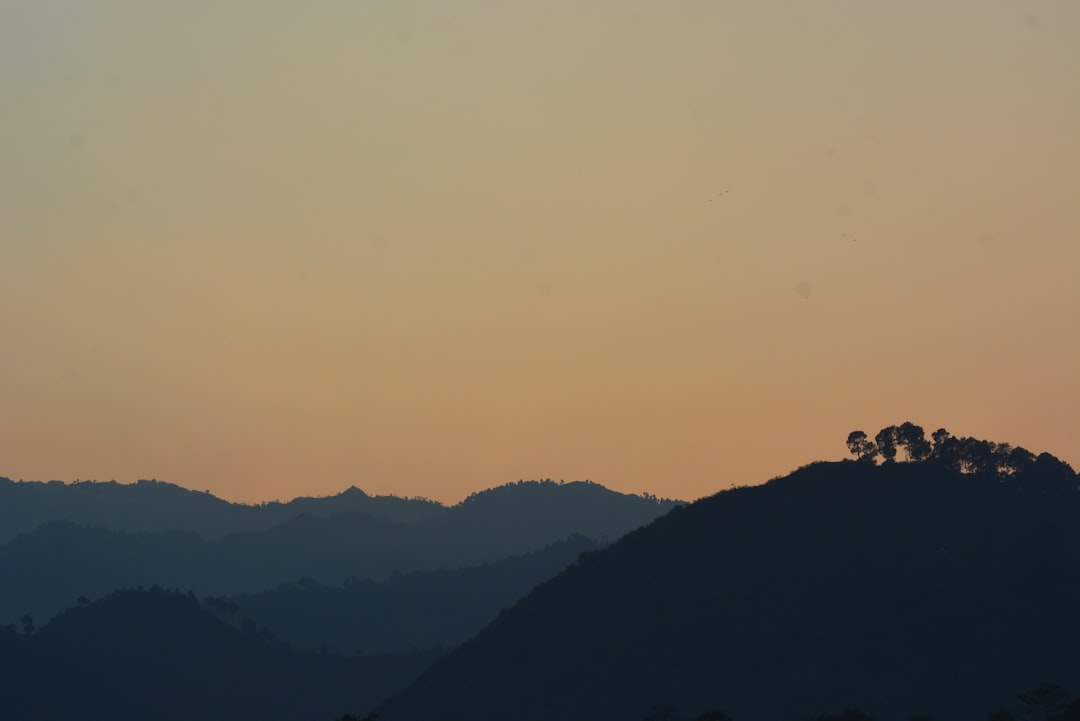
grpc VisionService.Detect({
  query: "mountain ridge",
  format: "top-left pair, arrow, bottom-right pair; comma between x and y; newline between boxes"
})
380,449 -> 1080,721
213,534 -> 599,655
0,479 -> 676,625
0,476 -> 675,543
0,476 -> 444,543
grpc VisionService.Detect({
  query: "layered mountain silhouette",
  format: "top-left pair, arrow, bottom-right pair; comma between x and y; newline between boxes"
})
6,426 -> 1077,721
0,478 -> 442,543
0,587 -> 436,721
0,479 -> 675,626
380,455 -> 1080,721
216,534 -> 597,654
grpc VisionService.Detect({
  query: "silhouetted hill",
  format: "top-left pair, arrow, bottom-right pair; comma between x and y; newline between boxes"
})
0,477 -> 443,543
0,587 -> 437,721
218,534 -> 597,655
0,480 -> 675,624
422,480 -> 669,564
380,457 -> 1080,721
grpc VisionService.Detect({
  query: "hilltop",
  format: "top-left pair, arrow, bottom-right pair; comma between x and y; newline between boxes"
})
381,426 -> 1079,721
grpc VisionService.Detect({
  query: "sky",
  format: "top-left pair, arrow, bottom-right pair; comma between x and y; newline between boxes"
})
1,0 -> 1077,504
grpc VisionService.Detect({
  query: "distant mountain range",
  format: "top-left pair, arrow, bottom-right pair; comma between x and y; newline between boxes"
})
0,478 -> 677,625
380,456 -> 1080,721
0,477 -> 439,543
215,534 -> 598,655
7,428 -> 1077,721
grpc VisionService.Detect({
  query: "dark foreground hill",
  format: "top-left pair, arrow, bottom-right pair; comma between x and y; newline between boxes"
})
0,588 -> 437,721
0,479 -> 675,624
380,457 -> 1080,721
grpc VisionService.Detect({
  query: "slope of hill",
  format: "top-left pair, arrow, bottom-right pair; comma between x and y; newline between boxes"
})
218,534 -> 597,654
0,480 -> 675,624
380,456 -> 1080,721
0,587 -> 436,721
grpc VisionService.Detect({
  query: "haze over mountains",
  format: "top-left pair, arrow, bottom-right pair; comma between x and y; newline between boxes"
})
0,475 -> 677,720
3,425 -> 1078,721
0,475 -> 647,544
0,477 -> 676,625
215,534 -> 598,655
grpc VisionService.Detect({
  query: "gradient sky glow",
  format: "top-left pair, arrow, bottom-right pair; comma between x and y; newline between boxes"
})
2,1 -> 1078,503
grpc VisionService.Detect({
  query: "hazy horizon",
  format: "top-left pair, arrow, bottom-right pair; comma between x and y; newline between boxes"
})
3,1 -> 1078,505
1,469 -> 688,506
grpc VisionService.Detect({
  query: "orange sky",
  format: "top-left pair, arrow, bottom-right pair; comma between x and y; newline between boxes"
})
2,1 -> 1077,504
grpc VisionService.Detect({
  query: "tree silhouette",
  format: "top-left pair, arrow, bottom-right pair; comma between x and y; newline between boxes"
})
960,438 -> 996,475
848,424 -> 1076,489
845,431 -> 877,462
897,422 -> 931,462
930,428 -> 951,455
1033,454 -> 1076,487
1007,446 -> 1037,476
874,426 -> 898,463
